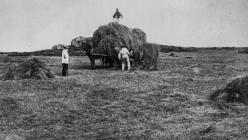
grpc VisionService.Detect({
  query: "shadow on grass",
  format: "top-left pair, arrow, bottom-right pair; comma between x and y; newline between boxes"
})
71,64 -> 156,71
71,65 -> 112,70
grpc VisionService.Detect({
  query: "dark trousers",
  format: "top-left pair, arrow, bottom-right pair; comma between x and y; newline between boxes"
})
62,63 -> 68,76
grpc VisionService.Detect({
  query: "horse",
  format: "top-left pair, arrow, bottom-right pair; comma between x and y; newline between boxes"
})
71,37 -> 110,69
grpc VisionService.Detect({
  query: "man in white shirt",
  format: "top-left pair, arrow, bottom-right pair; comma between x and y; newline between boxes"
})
118,46 -> 131,71
62,45 -> 69,76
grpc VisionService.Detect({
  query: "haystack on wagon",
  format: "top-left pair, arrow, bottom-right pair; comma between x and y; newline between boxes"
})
72,22 -> 159,70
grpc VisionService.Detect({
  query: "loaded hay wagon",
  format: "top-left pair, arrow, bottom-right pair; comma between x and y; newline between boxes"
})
71,22 -> 159,70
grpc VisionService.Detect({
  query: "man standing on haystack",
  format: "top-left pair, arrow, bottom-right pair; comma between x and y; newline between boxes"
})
113,8 -> 123,23
62,45 -> 69,76
118,45 -> 131,71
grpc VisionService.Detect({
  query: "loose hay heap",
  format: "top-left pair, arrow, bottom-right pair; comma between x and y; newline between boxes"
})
210,76 -> 248,105
135,43 -> 160,70
2,58 -> 54,80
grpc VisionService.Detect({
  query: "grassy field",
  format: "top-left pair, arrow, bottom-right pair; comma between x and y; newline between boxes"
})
0,50 -> 248,140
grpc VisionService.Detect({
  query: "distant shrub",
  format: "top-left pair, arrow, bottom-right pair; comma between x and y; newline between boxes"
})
51,44 -> 65,50
237,47 -> 248,54
7,48 -> 82,57
159,45 -> 198,53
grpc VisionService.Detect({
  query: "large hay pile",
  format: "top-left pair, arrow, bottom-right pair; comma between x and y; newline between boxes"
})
92,22 -> 147,59
134,43 -> 160,70
210,76 -> 248,105
2,58 -> 54,80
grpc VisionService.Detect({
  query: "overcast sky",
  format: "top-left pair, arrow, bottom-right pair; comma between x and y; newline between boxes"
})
0,0 -> 247,52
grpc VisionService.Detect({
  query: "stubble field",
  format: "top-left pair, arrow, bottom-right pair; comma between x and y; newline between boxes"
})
0,50 -> 248,140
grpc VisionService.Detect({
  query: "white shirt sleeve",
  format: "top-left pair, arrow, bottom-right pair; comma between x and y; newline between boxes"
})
126,48 -> 130,55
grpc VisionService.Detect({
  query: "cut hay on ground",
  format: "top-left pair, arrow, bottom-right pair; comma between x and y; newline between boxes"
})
210,76 -> 248,105
2,58 -> 54,80
92,22 -> 147,63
